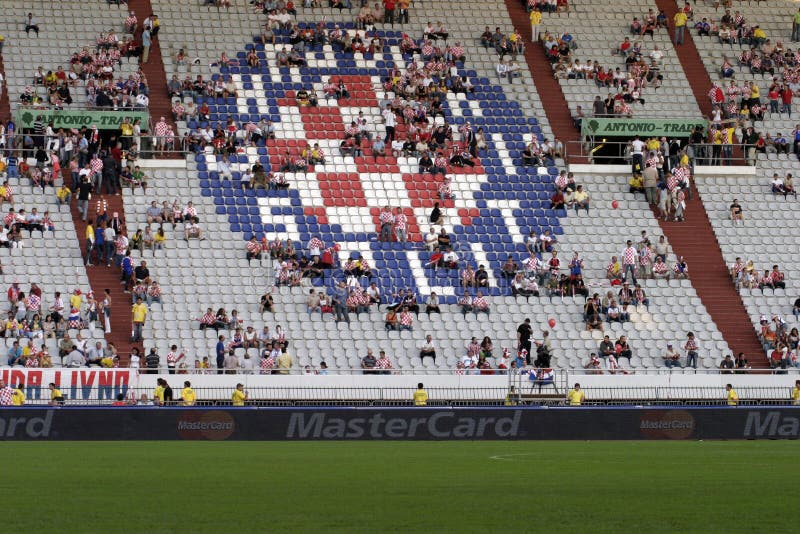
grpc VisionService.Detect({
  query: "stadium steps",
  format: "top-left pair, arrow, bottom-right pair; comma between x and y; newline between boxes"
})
126,0 -> 178,153
652,0 -> 742,158
652,181 -> 767,367
502,0 -> 584,164
67,183 -> 140,364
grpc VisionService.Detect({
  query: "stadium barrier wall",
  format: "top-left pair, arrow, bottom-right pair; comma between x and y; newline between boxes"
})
3,369 -> 798,404
1,407 -> 799,441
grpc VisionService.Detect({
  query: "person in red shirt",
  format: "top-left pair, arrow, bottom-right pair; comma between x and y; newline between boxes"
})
383,0 -> 395,25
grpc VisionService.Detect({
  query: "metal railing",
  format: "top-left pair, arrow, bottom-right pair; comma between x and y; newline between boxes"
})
14,386 -> 511,406
0,135 -> 192,162
566,140 -> 752,166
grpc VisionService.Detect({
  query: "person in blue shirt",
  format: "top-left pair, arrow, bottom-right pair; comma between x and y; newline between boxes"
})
7,341 -> 23,366
121,250 -> 134,292
216,335 -> 226,375
331,281 -> 351,324
774,133 -> 788,154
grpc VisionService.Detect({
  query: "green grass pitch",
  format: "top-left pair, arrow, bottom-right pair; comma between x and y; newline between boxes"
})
7,441 -> 798,532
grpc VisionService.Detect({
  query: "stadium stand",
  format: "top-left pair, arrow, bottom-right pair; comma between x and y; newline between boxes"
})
1,0 -> 795,376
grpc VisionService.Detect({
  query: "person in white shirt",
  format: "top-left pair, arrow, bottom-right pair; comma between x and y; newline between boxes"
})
381,105 -> 396,142
217,156 -> 233,180
366,283 -> 381,308
649,45 -> 664,63
135,93 -> 150,109
183,218 -> 204,240
630,136 -> 645,172
425,228 -> 438,251
442,248 -> 459,267
497,60 -> 509,78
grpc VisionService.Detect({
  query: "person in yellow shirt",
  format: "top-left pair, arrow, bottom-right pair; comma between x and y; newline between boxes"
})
504,386 -> 519,406
49,382 -> 64,405
726,383 -> 738,406
752,26 -> 766,46
749,81 -> 760,102
181,381 -> 196,406
529,8 -> 542,43
56,184 -> 72,209
673,11 -> 687,46
231,383 -> 248,406
11,384 -> 25,406
413,382 -> 428,406
154,227 -> 167,250
85,221 -> 95,265
792,380 -> 800,406
277,352 -> 293,375
567,383 -> 585,406
153,381 -> 165,406
131,297 -> 148,342
70,288 -> 83,310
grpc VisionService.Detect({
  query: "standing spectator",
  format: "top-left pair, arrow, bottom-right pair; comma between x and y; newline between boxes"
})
141,26 -> 151,64
684,331 -> 699,369
131,297 -> 147,342
673,8 -> 687,46
393,207 -> 407,243
379,205 -> 393,242
621,240 -> 638,285
529,8 -> 542,43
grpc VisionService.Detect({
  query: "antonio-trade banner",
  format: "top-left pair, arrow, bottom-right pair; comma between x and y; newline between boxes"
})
581,118 -> 708,138
14,109 -> 150,131
0,369 -> 137,402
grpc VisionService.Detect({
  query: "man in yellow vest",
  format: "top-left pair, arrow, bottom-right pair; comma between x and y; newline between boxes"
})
182,381 -> 196,406
726,384 -> 738,406
413,383 -> 428,406
567,383 -> 585,406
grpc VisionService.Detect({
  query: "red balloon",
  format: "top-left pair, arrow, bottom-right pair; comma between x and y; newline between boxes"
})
611,200 -> 619,209
548,318 -> 556,329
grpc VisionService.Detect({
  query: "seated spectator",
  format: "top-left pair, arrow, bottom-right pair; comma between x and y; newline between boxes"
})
384,308 -> 398,331
419,335 -> 436,362
719,354 -> 735,374
183,217 -> 204,241
398,307 -> 413,331
473,291 -> 490,317
672,257 -> 689,279
458,294 -> 472,317
663,343 -> 681,368
585,310 -> 602,330
729,198 -> 744,224
573,185 -> 590,214
615,336 -> 632,363
606,255 -> 622,281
